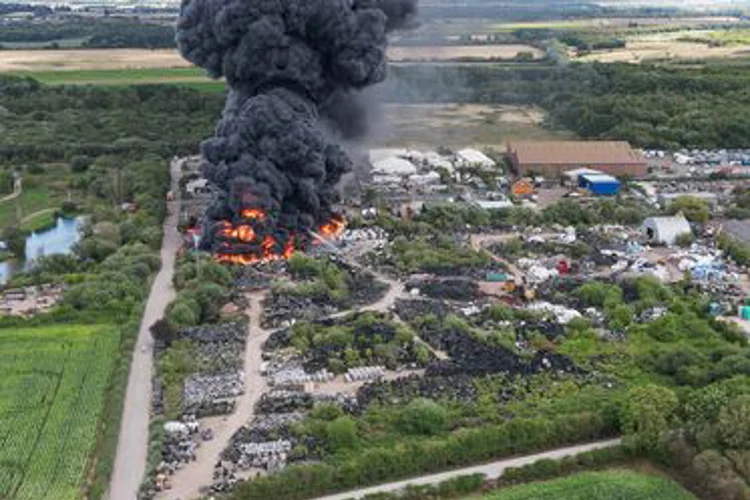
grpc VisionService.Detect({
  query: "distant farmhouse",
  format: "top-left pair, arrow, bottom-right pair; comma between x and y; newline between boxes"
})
508,141 -> 648,178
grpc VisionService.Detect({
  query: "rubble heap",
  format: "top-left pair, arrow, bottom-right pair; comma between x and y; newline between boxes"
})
184,372 -> 244,417
406,278 -> 481,301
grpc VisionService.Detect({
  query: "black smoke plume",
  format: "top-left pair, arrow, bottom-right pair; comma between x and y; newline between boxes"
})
177,0 -> 417,256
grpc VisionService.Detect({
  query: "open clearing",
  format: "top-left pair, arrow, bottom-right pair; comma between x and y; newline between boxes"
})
377,103 -> 570,148
578,31 -> 750,62
495,16 -> 742,32
0,324 -> 119,500
388,45 -> 543,61
0,49 -> 192,72
478,470 -> 696,500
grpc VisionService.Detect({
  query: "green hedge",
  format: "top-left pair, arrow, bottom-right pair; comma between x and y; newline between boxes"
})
231,412 -> 614,500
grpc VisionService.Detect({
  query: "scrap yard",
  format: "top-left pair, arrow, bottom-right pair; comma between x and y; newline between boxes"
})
140,140 -> 750,498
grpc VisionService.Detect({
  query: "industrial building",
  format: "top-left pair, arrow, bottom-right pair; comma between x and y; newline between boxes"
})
641,214 -> 692,246
721,219 -> 750,244
508,141 -> 647,178
578,173 -> 621,196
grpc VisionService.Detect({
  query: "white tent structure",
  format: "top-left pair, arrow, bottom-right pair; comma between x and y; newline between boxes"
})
372,157 -> 418,176
641,214 -> 692,246
456,148 -> 496,169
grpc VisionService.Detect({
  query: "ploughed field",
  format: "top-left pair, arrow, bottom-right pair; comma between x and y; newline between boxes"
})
0,324 -> 119,500
479,470 -> 696,500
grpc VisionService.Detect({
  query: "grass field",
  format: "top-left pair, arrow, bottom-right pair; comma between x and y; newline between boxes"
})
20,209 -> 58,233
0,324 -> 120,500
478,470 -> 696,500
0,168 -> 76,229
0,37 -> 91,50
11,67 -> 219,88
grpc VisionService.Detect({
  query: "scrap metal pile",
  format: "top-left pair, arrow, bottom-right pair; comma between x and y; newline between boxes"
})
177,322 -> 249,416
405,277 -> 481,301
261,261 -> 389,329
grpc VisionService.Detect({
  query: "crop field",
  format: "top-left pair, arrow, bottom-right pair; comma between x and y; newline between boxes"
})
0,45 -> 542,74
494,17 -> 742,32
577,34 -> 750,63
0,48 -> 191,72
388,45 -> 543,61
478,470 -> 696,500
0,324 -> 120,500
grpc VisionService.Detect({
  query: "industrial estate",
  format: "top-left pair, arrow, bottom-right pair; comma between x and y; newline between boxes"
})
4,1 -> 750,500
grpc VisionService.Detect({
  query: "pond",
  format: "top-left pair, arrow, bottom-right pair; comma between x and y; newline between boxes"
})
0,216 -> 84,283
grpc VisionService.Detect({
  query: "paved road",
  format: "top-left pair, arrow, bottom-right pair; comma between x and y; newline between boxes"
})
313,438 -> 622,500
109,158 -> 183,500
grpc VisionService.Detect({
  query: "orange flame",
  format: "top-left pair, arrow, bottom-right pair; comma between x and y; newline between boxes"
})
319,216 -> 346,238
213,211 -> 344,266
241,208 -> 266,220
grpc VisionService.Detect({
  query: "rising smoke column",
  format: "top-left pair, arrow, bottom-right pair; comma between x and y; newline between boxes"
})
177,0 -> 417,254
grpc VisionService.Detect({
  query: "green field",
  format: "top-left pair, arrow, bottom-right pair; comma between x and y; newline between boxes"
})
20,209 -> 58,233
0,324 -> 120,500
0,37 -> 90,49
708,29 -> 750,45
11,67 -> 225,91
479,470 -> 695,500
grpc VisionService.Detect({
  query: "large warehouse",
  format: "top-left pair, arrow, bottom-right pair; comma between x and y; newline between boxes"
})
508,141 -> 648,178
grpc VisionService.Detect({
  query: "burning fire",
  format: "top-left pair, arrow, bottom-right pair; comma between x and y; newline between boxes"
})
318,216 -> 346,239
214,208 -> 344,265
241,208 -> 266,220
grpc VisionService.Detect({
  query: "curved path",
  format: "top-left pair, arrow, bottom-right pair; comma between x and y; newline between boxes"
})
109,158 -> 182,500
0,177 -> 22,203
312,438 -> 622,500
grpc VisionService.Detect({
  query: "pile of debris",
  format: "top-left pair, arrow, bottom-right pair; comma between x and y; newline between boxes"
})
416,320 -> 580,378
339,227 -> 388,244
270,366 -> 334,386
262,294 -> 339,329
526,301 -> 583,325
393,298 -> 457,322
344,366 -> 386,382
179,322 -> 248,374
184,372 -> 244,417
162,417 -> 200,468
234,261 -> 288,290
255,390 -> 315,414
0,283 -> 65,316
405,278 -> 481,301
140,415 -> 214,499
357,373 -> 478,407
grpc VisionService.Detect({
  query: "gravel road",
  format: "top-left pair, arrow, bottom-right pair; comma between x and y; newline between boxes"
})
109,158 -> 182,500
312,438 -> 622,500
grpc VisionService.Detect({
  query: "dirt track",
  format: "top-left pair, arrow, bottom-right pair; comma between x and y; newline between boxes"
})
109,158 -> 182,500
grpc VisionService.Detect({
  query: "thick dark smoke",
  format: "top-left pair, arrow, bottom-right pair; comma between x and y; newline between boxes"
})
177,0 -> 417,249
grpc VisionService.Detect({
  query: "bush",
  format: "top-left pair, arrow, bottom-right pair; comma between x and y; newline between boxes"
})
398,398 -> 448,436
675,232 -> 695,248
71,155 -> 92,173
230,412 -> 613,500
167,301 -> 199,327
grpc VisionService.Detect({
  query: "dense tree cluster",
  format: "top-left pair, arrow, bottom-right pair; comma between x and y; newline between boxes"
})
0,20 -> 175,48
0,77 -> 222,163
386,63 -> 750,148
